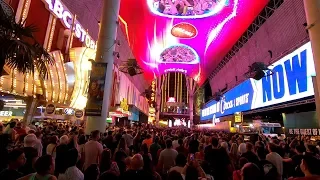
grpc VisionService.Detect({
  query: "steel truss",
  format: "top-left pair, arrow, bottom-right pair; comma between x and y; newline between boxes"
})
208,0 -> 285,80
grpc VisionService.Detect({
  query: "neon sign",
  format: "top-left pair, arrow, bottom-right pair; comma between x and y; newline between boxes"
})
42,0 -> 96,49
201,42 -> 315,120
164,68 -> 187,74
171,22 -> 198,39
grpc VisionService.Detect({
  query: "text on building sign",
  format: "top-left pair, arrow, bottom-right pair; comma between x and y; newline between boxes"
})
42,0 -> 96,49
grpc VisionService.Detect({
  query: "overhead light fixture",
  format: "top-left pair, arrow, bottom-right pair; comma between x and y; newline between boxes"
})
114,40 -> 121,46
113,51 -> 120,59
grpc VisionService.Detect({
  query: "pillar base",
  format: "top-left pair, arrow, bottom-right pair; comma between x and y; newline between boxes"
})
85,116 -> 106,135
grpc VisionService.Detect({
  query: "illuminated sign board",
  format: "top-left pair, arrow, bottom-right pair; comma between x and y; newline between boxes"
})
171,23 -> 198,39
0,111 -> 12,116
106,117 -> 112,123
42,0 -> 96,49
64,108 -> 74,115
201,42 -> 315,120
148,80 -> 156,122
164,68 -> 187,74
74,110 -> 84,118
45,104 -> 56,115
150,80 -> 156,104
119,0 -> 268,85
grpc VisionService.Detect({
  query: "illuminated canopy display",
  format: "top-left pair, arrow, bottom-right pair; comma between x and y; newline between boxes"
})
201,42 -> 316,120
119,0 -> 268,84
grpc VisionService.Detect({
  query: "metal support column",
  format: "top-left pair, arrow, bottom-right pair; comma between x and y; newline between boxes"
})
86,0 -> 121,134
303,0 -> 320,126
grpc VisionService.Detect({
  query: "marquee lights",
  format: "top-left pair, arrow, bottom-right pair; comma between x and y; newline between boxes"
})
21,0 -> 31,22
42,0 -> 96,49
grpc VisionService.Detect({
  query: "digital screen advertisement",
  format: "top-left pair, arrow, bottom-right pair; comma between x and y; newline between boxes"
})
201,42 -> 316,120
119,0 -> 268,85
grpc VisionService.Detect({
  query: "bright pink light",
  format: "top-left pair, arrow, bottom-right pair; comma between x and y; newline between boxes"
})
119,0 -> 268,85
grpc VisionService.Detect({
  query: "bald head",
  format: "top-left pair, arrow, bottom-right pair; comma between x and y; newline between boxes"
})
131,154 -> 143,170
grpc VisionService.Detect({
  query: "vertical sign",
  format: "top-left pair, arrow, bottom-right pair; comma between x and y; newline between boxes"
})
148,80 -> 156,123
85,62 -> 107,116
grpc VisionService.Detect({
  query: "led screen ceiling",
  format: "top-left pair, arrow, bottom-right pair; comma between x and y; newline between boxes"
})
119,0 -> 268,85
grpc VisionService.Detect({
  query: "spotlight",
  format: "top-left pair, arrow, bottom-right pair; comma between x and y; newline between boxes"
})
213,92 -> 222,101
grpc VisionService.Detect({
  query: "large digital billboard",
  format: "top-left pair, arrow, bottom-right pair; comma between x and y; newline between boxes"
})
119,0 -> 268,85
201,42 -> 316,120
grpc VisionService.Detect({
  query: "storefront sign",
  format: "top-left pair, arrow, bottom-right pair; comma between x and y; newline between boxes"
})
64,108 -> 74,115
120,98 -> 129,111
288,128 -> 320,136
201,42 -> 315,120
106,117 -> 112,123
45,104 -> 55,115
42,0 -> 96,49
85,62 -> 108,116
234,113 -> 242,123
0,111 -> 12,116
74,110 -> 84,118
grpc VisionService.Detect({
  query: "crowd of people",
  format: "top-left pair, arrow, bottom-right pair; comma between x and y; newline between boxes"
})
152,0 -> 225,16
0,120 -> 320,180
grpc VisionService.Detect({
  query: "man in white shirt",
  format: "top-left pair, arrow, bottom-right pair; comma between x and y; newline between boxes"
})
83,130 -> 103,170
266,143 -> 283,179
122,130 -> 133,148
158,139 -> 178,173
172,136 -> 179,149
